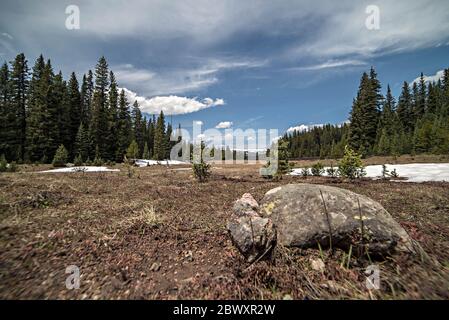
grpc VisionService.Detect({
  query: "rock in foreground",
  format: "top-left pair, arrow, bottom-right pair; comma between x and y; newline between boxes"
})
227,193 -> 276,262
259,184 -> 415,256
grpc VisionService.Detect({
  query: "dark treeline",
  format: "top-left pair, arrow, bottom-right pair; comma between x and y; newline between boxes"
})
285,67 -> 449,158
0,53 -> 177,163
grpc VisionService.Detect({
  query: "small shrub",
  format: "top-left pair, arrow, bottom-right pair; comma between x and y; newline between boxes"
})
85,158 -> 92,166
0,154 -> 7,172
301,167 -> 310,177
93,155 -> 104,166
192,159 -> 211,182
52,145 -> 68,167
311,162 -> 325,176
326,163 -> 337,177
74,154 -> 83,166
7,161 -> 18,172
390,169 -> 399,178
126,140 -> 139,161
337,145 -> 365,179
381,164 -> 389,179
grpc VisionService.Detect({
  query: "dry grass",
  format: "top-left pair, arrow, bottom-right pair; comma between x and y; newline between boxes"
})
0,162 -> 448,299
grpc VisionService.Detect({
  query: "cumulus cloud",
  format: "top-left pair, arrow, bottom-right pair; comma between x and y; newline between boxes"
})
121,88 -> 225,115
412,70 -> 445,85
286,124 -> 324,134
215,121 -> 233,129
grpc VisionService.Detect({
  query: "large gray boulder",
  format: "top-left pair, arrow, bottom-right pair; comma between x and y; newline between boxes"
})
259,184 -> 415,256
227,193 -> 276,262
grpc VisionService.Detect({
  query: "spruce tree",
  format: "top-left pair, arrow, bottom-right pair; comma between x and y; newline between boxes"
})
397,81 -> 413,132
116,89 -> 132,161
143,142 -> 150,159
0,62 -> 11,159
89,57 -> 109,159
131,100 -> 144,156
80,70 -> 93,127
9,53 -> 29,161
74,123 -> 89,161
153,111 -> 167,160
106,71 -> 118,161
67,72 -> 81,157
25,55 -> 46,162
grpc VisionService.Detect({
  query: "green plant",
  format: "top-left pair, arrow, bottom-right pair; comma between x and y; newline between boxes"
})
52,145 -> 68,167
381,164 -> 389,179
301,167 -> 310,177
192,159 -> 211,182
126,140 -> 139,160
93,155 -> 104,166
7,161 -> 18,172
74,154 -> 83,166
0,154 -> 7,172
337,145 -> 365,179
390,169 -> 399,178
311,162 -> 325,176
326,163 -> 337,177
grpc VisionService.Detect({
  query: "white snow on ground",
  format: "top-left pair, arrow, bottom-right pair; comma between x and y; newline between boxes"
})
134,159 -> 188,167
40,166 -> 120,173
290,163 -> 449,183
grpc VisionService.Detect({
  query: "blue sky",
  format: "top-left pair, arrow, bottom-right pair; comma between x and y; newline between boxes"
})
1,0 -> 449,137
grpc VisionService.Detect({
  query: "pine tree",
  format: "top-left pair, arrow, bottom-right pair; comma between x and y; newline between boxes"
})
153,111 -> 167,160
131,100 -> 144,156
147,116 -> 155,158
89,57 -> 109,159
53,71 -> 71,153
397,81 -> 413,132
106,71 -> 118,161
74,123 -> 89,161
9,53 -> 29,161
52,144 -> 68,167
25,55 -> 46,162
67,72 -> 81,158
143,142 -> 150,159
80,70 -> 93,127
0,62 -> 11,159
126,140 -> 139,160
416,73 -> 427,119
116,89 -> 132,161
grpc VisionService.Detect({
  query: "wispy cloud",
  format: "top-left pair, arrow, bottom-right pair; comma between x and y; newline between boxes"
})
289,59 -> 367,71
1,33 -> 13,40
114,58 -> 266,96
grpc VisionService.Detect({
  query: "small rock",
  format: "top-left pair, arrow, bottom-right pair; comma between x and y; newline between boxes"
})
233,193 -> 260,217
310,257 -> 325,272
149,262 -> 161,272
283,294 -> 293,300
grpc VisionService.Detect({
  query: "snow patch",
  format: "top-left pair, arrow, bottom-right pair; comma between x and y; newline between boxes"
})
289,163 -> 449,183
134,159 -> 188,167
40,166 -> 120,173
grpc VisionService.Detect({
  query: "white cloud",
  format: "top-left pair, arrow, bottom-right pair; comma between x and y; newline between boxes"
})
1,32 -> 13,40
286,124 -> 324,134
121,87 -> 225,115
114,60 -> 265,96
287,1 -> 449,62
215,121 -> 233,129
194,121 -> 204,125
412,70 -> 445,85
290,59 -> 367,71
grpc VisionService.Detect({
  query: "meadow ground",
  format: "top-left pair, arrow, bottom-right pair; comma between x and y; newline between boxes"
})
0,161 -> 448,299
